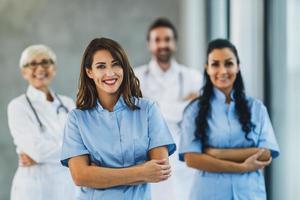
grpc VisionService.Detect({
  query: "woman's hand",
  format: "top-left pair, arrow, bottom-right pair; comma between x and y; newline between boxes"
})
241,149 -> 272,172
141,159 -> 171,183
19,153 -> 37,167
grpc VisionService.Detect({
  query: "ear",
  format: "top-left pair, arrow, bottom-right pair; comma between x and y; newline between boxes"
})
85,68 -> 93,79
146,41 -> 151,50
52,65 -> 57,76
21,68 -> 29,80
205,64 -> 209,74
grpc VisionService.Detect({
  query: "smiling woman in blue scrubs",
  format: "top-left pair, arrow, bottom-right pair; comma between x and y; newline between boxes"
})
179,39 -> 280,200
61,38 -> 176,200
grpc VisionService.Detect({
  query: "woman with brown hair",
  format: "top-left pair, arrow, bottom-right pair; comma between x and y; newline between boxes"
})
61,38 -> 175,199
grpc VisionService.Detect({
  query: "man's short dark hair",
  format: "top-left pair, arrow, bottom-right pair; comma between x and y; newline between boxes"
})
147,17 -> 178,41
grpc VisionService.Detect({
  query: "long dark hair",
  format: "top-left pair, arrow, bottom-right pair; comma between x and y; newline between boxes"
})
194,39 -> 254,148
76,38 -> 142,110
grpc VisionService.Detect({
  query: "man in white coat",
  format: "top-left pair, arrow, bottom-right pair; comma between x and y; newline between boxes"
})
135,18 -> 202,200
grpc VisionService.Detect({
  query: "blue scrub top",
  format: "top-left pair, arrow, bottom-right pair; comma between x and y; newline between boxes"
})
179,88 -> 280,200
61,96 -> 176,200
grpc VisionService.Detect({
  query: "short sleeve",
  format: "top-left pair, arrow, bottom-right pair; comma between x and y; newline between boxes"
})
178,101 -> 202,161
148,102 -> 176,156
257,105 -> 280,158
61,110 -> 89,167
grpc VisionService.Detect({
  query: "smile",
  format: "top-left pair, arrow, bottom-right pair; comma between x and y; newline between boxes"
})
33,73 -> 48,80
103,78 -> 118,86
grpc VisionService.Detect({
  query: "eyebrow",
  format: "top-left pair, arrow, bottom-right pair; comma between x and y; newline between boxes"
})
212,58 -> 234,62
95,62 -> 106,65
94,59 -> 118,65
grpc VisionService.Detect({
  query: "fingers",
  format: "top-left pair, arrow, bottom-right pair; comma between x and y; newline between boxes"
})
154,159 -> 168,165
252,149 -> 266,159
19,154 -> 36,166
256,156 -> 272,167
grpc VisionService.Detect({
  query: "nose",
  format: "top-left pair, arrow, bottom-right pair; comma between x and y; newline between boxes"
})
34,65 -> 46,71
219,65 -> 227,74
106,68 -> 114,76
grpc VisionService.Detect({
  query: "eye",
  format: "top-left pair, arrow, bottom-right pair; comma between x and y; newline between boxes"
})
30,62 -> 38,67
211,62 -> 219,67
112,61 -> 120,67
164,37 -> 171,43
96,64 -> 106,69
225,62 -> 234,67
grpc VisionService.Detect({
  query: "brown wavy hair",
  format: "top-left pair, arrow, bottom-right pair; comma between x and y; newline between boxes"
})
76,38 -> 142,110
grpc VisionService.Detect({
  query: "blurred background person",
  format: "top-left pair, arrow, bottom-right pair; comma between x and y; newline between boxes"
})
135,17 -> 202,200
7,44 -> 76,200
179,39 -> 280,200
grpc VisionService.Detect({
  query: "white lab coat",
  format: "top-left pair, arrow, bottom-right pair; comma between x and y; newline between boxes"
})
8,85 -> 77,200
135,59 -> 202,200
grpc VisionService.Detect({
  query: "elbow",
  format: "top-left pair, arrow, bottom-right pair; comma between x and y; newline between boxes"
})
70,169 -> 87,186
72,172 -> 84,186
184,153 -> 198,169
258,149 -> 272,161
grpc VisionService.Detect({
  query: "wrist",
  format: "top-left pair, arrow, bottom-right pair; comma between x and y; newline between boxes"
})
134,163 -> 146,182
238,162 -> 248,173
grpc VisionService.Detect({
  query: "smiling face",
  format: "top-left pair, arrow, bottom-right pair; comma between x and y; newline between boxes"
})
85,50 -> 124,98
206,48 -> 239,95
21,54 -> 56,91
148,27 -> 176,64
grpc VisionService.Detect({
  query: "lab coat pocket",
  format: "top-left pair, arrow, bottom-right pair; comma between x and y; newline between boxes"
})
133,137 -> 150,164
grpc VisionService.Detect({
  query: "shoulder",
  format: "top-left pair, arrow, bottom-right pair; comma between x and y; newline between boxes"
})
179,64 -> 200,75
178,64 -> 202,82
8,94 -> 27,112
246,96 -> 268,116
247,96 -> 265,109
134,64 -> 148,77
183,98 -> 200,116
134,97 -> 156,110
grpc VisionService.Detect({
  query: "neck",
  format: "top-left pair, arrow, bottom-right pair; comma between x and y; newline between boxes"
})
97,92 -> 119,112
154,58 -> 171,72
220,88 -> 233,104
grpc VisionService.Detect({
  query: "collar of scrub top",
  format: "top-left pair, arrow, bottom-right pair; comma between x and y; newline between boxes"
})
25,85 -> 69,132
212,87 -> 235,103
144,59 -> 184,99
95,95 -> 127,113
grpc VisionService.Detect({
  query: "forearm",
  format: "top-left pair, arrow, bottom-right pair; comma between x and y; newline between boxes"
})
184,152 -> 248,173
70,158 -> 145,188
205,147 -> 271,162
128,146 -> 170,186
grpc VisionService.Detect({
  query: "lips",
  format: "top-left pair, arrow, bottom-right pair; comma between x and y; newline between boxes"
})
103,78 -> 118,86
33,73 -> 48,80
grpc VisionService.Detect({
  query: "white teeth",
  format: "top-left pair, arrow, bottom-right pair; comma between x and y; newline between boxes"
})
104,79 -> 117,84
34,74 -> 47,79
218,76 -> 228,81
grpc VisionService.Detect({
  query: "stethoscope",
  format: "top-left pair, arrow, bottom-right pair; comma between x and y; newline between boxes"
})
144,65 -> 184,100
25,92 -> 69,132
